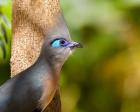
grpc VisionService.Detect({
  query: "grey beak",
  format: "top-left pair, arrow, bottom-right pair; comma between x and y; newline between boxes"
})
68,41 -> 83,49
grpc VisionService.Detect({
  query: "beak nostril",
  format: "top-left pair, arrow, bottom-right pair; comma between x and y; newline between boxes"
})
68,41 -> 83,49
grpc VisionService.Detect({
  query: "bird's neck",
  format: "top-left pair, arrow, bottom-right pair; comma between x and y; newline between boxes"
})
33,54 -> 62,79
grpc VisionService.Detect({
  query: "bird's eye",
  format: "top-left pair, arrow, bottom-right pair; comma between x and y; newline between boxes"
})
51,39 -> 68,48
60,40 -> 66,45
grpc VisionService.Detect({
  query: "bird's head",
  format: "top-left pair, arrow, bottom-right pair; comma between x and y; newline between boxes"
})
42,36 -> 82,69
40,14 -> 82,70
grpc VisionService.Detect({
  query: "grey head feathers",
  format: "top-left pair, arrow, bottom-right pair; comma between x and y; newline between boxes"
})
39,35 -> 82,72
47,14 -> 71,41
39,14 -> 82,71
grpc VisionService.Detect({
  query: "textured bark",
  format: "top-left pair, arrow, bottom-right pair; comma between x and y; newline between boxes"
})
11,0 -> 61,111
11,0 -> 60,76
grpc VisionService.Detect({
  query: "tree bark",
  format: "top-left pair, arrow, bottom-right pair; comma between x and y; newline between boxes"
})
11,0 -> 61,111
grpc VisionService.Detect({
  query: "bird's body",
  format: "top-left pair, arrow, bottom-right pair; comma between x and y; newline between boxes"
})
0,11 -> 82,111
0,54 -> 58,112
0,33 -> 82,112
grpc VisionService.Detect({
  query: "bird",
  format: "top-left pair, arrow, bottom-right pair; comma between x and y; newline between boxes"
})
0,16 -> 82,112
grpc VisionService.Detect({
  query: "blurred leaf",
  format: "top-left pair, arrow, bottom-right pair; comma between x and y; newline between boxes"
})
0,0 -> 11,83
0,0 -> 11,65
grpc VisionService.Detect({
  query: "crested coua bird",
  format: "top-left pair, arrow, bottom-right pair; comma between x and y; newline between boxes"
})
0,15 -> 82,112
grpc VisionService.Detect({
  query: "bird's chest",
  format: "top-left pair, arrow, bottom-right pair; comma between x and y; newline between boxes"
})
39,75 -> 58,110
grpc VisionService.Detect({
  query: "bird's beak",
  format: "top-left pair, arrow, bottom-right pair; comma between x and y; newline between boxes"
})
68,41 -> 83,49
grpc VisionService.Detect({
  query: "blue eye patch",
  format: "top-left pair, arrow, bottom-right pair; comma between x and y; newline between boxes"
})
51,38 -> 69,48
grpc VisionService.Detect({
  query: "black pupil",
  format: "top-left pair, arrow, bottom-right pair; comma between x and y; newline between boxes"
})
60,40 -> 65,45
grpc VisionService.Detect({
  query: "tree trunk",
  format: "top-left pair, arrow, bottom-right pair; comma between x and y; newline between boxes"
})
11,0 -> 61,111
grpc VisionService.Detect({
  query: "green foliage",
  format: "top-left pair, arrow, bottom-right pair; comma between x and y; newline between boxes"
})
0,0 -> 11,65
61,0 -> 140,112
0,0 -> 11,83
